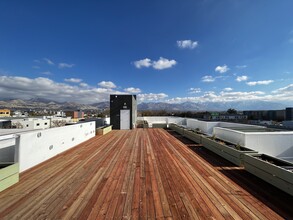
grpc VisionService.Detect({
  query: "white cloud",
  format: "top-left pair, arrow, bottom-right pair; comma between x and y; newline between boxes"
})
177,40 -> 198,49
43,58 -> 54,65
201,75 -> 215,83
166,91 -> 266,103
215,65 -> 229,73
124,87 -> 142,94
223,87 -> 233,91
64,78 -> 82,83
133,57 -> 176,70
189,88 -> 201,94
152,57 -> 177,70
1,75 -> 293,104
236,65 -> 247,69
58,63 -> 75,69
98,81 -> 117,89
272,84 -> 293,94
79,82 -> 89,87
236,75 -> 248,82
133,58 -> 152,69
0,76 -> 120,104
137,93 -> 168,102
246,80 -> 274,86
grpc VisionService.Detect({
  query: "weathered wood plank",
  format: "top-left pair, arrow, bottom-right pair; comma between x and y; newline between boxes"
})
0,129 -> 291,219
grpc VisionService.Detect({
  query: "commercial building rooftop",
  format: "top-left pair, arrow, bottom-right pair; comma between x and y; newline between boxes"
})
0,128 -> 292,219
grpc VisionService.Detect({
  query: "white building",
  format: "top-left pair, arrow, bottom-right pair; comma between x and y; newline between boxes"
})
11,118 -> 50,130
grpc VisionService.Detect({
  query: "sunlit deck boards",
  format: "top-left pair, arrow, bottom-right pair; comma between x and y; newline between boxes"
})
0,128 -> 292,219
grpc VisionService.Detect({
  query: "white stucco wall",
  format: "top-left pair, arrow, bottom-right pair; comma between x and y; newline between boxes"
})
186,119 -> 219,135
15,121 -> 96,172
138,116 -> 186,127
244,132 -> 293,158
214,127 -> 293,159
214,127 -> 246,146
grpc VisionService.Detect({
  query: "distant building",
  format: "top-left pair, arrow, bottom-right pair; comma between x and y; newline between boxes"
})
211,113 -> 247,121
12,111 -> 28,117
0,109 -> 11,117
243,110 -> 285,121
65,110 -> 84,122
110,95 -> 137,130
83,117 -> 110,128
11,118 -> 50,130
285,108 -> 293,121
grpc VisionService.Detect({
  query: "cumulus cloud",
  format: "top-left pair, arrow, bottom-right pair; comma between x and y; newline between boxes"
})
1,75 -> 293,104
152,57 -> 177,70
79,82 -> 89,87
223,87 -> 233,91
246,80 -> 274,86
166,91 -> 266,103
177,40 -> 198,49
133,57 -> 176,70
98,81 -> 117,89
124,87 -> 142,94
58,63 -> 75,69
215,65 -> 229,73
189,88 -> 201,94
43,58 -> 54,65
201,75 -> 215,83
137,93 -> 168,102
0,76 -> 119,104
236,75 -> 248,82
64,78 -> 82,83
133,58 -> 152,68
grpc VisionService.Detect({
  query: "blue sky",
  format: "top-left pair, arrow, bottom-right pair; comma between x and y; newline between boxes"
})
0,0 -> 293,104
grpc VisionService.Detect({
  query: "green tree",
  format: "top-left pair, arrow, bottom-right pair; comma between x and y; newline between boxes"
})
227,108 -> 237,114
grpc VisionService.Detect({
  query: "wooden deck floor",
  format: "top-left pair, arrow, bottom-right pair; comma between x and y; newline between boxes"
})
0,128 -> 292,219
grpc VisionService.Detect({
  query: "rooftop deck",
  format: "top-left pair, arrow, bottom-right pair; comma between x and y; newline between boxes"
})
0,128 -> 292,219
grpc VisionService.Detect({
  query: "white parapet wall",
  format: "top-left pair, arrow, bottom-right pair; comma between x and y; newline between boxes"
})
186,119 -> 219,135
244,132 -> 293,159
137,116 -> 186,127
15,121 -> 96,172
214,127 -> 293,159
213,127 -> 247,146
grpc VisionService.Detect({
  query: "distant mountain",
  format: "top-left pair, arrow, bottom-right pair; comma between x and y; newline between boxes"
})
0,99 -> 99,111
91,101 -> 110,110
0,98 -> 289,111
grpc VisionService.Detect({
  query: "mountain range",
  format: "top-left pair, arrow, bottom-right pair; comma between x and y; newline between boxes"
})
0,98 -> 289,112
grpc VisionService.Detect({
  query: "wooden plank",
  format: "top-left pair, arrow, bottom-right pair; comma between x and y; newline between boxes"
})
0,129 -> 292,219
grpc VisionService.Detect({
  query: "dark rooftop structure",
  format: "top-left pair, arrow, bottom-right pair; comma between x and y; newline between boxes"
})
110,94 -> 137,130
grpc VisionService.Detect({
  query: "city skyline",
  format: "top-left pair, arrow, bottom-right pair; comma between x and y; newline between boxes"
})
1,1 -> 293,104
